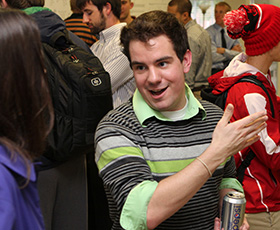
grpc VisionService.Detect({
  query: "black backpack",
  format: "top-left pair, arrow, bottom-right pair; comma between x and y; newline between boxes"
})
201,76 -> 275,184
42,29 -> 113,162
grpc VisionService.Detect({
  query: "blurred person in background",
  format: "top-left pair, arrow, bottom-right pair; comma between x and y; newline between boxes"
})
209,4 -> 280,229
120,0 -> 135,24
65,0 -> 98,46
206,1 -> 242,75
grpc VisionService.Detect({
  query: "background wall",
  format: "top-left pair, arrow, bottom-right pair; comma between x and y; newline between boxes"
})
44,0 -> 173,19
45,0 -> 71,19
44,0 -> 278,24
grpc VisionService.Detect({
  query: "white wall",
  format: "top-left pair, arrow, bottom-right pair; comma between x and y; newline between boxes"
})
43,0 -> 260,20
44,0 -> 71,20
44,0 -> 171,19
44,0 -> 280,22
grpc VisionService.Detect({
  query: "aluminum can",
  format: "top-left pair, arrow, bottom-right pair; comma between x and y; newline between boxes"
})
220,191 -> 246,230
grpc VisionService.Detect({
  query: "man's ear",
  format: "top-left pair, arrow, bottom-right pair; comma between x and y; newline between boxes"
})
182,50 -> 192,73
130,2 -> 134,9
182,12 -> 189,24
103,2 -> 112,16
1,0 -> 8,8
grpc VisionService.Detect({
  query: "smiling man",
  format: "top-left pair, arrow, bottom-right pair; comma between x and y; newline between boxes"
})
94,10 -> 267,230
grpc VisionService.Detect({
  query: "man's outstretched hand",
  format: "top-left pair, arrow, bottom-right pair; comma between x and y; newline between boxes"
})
209,104 -> 267,162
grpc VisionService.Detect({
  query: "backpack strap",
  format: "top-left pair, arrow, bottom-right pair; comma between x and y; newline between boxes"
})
238,76 -> 275,118
236,150 -> 255,185
217,76 -> 275,117
48,29 -> 74,49
200,87 -> 217,104
229,75 -> 275,184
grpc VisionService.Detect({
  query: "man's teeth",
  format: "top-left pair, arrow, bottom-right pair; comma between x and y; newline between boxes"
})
151,88 -> 165,95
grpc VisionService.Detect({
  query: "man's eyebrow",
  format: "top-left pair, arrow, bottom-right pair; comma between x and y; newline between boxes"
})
156,56 -> 173,62
83,9 -> 92,12
131,56 -> 173,66
131,61 -> 144,66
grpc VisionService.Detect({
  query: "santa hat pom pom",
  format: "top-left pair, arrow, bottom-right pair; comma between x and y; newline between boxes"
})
224,9 -> 248,34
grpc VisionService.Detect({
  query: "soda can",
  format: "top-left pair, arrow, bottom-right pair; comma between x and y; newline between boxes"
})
220,191 -> 246,230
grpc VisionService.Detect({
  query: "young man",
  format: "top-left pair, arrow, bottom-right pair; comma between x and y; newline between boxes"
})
94,10 -> 267,230
77,0 -> 136,108
209,4 -> 280,229
65,0 -> 98,46
120,0 -> 135,24
168,0 -> 212,98
206,1 -> 242,74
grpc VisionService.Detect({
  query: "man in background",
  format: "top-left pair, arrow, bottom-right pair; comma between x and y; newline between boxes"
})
206,1 -> 242,75
65,0 -> 98,46
120,0 -> 135,24
77,0 -> 136,108
168,0 -> 212,99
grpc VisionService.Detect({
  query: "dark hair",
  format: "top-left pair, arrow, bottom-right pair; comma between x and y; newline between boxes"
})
76,0 -> 121,19
168,0 -> 192,15
216,1 -> 231,12
70,0 -> 82,13
120,10 -> 189,62
0,9 -> 53,174
2,0 -> 44,9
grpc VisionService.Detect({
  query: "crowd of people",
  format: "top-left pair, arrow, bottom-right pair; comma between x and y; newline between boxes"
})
0,0 -> 279,230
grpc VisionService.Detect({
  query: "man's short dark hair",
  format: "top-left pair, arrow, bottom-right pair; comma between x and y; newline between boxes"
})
76,0 -> 121,19
168,0 -> 192,15
120,10 -> 189,63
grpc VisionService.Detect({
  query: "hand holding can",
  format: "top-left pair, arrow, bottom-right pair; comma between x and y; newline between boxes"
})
220,191 -> 246,230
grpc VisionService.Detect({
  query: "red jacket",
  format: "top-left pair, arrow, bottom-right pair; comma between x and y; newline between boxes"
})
208,53 -> 280,214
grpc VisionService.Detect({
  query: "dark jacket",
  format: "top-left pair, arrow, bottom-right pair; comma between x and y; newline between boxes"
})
24,7 -> 91,53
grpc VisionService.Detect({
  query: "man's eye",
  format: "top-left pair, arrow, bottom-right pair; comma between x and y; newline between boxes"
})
159,62 -> 167,67
133,65 -> 145,71
137,66 -> 145,70
85,11 -> 92,16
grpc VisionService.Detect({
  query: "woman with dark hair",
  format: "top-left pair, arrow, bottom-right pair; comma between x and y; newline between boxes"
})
0,1 -> 97,230
0,8 -> 53,229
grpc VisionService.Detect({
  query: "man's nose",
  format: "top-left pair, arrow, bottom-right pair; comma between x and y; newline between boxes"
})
147,67 -> 161,84
83,14 -> 89,24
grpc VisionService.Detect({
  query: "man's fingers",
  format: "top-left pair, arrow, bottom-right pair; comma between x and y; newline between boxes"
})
244,116 -> 267,128
244,135 -> 260,149
221,104 -> 234,125
245,121 -> 267,138
241,122 -> 267,149
240,110 -> 267,128
214,217 -> 221,230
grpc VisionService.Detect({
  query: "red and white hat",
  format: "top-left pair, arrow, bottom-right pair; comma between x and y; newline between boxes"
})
224,4 -> 280,56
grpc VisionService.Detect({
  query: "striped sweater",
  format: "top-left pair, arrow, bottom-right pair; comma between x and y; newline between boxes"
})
95,99 -> 236,230
64,13 -> 98,47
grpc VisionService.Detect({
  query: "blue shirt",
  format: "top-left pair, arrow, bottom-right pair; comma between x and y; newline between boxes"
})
0,145 -> 44,230
206,23 -> 241,70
